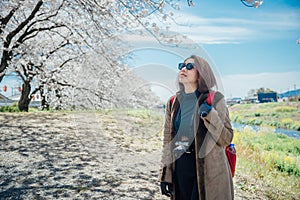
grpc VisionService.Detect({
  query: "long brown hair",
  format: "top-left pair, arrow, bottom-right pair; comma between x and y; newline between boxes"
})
178,55 -> 217,92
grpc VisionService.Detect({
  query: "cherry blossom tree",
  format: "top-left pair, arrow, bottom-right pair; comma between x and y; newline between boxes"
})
1,0 -> 262,111
0,0 -> 170,111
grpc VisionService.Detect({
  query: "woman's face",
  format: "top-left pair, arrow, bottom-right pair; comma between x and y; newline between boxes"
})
178,58 -> 198,85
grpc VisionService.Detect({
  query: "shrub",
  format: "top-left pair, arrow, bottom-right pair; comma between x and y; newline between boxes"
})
273,157 -> 300,176
275,106 -> 296,112
254,113 -> 261,117
232,115 -> 242,123
291,121 -> 300,131
267,121 -> 280,128
281,118 -> 293,129
229,102 -> 300,131
238,130 -> 300,177
0,105 -> 19,112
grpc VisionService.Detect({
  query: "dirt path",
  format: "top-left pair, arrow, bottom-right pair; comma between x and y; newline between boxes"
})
0,111 -> 262,199
0,111 -> 165,199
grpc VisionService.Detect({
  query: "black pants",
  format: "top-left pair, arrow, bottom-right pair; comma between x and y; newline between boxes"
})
175,152 -> 199,200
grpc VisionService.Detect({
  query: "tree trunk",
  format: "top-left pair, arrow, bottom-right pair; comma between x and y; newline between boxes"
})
18,81 -> 31,112
40,85 -> 49,110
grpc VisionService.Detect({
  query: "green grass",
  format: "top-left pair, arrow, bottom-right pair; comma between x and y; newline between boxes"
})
126,109 -> 163,121
230,102 -> 300,198
1,106 -> 299,198
125,108 -> 300,198
234,128 -> 300,199
0,105 -> 20,112
0,102 -> 42,112
229,102 -> 300,131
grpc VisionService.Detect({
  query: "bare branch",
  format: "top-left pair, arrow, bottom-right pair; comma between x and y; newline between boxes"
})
0,6 -> 19,34
30,85 -> 43,98
13,24 -> 67,49
6,1 -> 43,44
0,1 -> 43,82
48,40 -> 70,57
25,0 -> 65,32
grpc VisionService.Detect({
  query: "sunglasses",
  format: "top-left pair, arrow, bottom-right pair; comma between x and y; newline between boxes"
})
178,63 -> 194,70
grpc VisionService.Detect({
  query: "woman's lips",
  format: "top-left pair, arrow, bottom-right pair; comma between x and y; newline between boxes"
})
179,73 -> 187,77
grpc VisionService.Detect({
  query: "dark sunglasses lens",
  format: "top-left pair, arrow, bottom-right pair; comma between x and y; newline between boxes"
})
178,63 -> 185,70
186,63 -> 194,70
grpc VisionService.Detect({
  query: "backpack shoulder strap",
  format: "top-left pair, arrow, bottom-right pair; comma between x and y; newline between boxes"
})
207,91 -> 224,108
170,95 -> 176,105
168,95 -> 176,110
207,91 -> 216,105
169,91 -> 223,109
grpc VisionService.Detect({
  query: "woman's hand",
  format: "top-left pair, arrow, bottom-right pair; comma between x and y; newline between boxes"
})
199,102 -> 212,117
160,182 -> 174,197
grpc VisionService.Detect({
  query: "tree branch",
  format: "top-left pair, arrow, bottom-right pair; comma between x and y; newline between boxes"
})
15,66 -> 25,83
48,40 -> 70,57
0,1 -> 43,82
25,0 -> 65,32
12,24 -> 67,49
0,7 -> 19,34
6,1 -> 43,44
30,85 -> 42,96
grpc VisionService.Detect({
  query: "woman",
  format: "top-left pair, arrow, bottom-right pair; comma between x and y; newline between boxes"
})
159,55 -> 234,200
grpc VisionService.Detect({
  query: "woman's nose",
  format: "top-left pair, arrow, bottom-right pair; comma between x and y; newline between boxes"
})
180,67 -> 187,71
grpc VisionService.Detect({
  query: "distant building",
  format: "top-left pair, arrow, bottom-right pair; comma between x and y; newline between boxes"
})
258,92 -> 277,103
278,89 -> 300,98
241,96 -> 258,104
226,97 -> 241,106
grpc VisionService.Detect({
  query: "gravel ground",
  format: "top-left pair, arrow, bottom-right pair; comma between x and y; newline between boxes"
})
0,111 -> 262,199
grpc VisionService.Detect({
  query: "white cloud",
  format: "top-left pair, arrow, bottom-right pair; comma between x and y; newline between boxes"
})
222,71 -> 300,98
160,8 -> 300,44
121,6 -> 300,45
177,26 -> 252,44
165,15 -> 253,44
174,12 -> 300,30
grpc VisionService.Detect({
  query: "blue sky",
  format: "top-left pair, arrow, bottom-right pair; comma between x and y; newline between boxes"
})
198,0 -> 300,74
128,0 -> 300,101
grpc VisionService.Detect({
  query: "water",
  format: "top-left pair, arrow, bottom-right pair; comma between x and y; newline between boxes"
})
231,123 -> 300,140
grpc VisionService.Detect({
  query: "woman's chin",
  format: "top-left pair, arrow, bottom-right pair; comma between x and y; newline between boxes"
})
179,78 -> 187,83
179,79 -> 191,85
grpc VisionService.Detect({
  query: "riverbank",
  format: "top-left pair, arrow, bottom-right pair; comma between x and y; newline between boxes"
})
229,102 -> 300,199
0,110 -> 299,199
233,127 -> 299,199
229,102 -> 300,131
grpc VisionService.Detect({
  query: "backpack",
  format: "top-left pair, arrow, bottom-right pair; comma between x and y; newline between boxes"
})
169,91 -> 236,177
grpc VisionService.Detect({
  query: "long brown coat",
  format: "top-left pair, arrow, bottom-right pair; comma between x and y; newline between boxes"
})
159,91 -> 234,200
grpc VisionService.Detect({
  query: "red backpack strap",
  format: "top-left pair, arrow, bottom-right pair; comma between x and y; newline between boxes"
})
170,95 -> 176,105
168,95 -> 176,110
207,91 -> 224,107
207,91 -> 216,105
170,91 -> 222,108
170,92 -> 218,106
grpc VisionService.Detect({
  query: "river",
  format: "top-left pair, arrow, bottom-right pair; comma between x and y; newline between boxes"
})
231,123 -> 300,140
